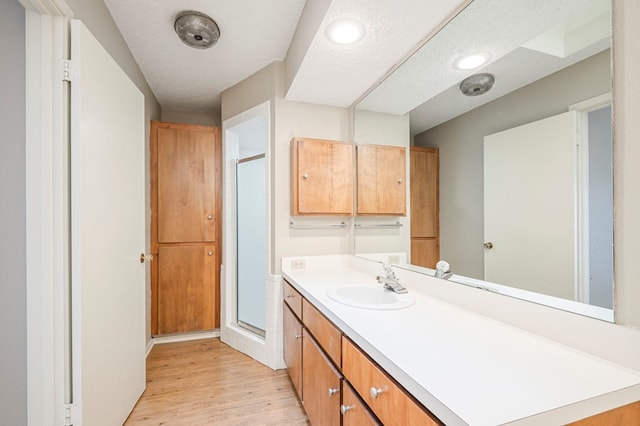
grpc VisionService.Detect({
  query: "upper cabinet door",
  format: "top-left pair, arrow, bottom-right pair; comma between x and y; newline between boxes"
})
157,125 -> 218,242
291,137 -> 354,216
357,144 -> 406,216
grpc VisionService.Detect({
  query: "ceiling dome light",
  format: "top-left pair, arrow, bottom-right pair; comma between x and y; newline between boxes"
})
325,19 -> 366,45
454,53 -> 490,70
174,11 -> 220,49
459,73 -> 495,96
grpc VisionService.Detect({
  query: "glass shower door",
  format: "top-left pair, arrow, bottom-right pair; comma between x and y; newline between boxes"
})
236,155 -> 266,335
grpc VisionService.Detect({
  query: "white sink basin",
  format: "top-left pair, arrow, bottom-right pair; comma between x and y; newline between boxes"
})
327,285 -> 415,310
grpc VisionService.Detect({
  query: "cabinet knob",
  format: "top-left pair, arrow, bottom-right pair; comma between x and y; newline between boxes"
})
340,404 -> 353,415
208,251 -> 213,256
285,293 -> 295,299
328,387 -> 339,397
397,178 -> 403,184
302,172 -> 309,180
294,333 -> 302,340
370,387 -> 384,399
207,215 -> 213,220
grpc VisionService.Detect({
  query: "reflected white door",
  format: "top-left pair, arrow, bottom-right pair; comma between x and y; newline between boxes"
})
484,111 -> 578,299
70,20 -> 146,425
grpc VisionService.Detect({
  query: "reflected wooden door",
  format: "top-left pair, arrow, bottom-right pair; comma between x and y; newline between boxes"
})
410,147 -> 439,268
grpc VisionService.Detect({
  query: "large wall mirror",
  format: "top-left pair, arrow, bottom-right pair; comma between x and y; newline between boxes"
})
353,0 -> 614,320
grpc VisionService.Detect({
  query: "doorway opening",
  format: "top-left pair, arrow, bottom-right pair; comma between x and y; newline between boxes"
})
221,101 -> 281,368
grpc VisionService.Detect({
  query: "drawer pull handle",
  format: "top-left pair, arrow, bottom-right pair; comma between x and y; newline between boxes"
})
340,404 -> 353,415
285,293 -> 295,299
328,387 -> 339,397
370,387 -> 384,399
294,333 -> 302,340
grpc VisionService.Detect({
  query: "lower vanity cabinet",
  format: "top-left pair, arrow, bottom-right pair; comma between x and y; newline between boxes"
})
342,381 -> 381,426
342,337 -> 440,426
302,329 -> 342,426
283,303 -> 303,399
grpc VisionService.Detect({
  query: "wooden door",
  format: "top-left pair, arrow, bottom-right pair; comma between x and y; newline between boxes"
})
484,111 -> 577,299
283,304 -> 303,399
410,147 -> 439,268
70,20 -> 146,425
357,144 -> 406,215
302,330 -> 341,426
157,245 -> 216,334
157,127 -> 216,243
151,121 -> 221,335
291,137 -> 354,215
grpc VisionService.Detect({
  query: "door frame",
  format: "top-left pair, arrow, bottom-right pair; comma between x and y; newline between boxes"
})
21,0 -> 73,424
569,93 -> 613,304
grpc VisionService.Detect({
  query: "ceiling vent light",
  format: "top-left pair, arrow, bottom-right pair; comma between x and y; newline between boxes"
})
174,11 -> 220,49
459,73 -> 495,96
454,52 -> 490,70
325,19 -> 366,45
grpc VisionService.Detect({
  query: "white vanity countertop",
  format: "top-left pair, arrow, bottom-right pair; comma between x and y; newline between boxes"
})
281,255 -> 640,426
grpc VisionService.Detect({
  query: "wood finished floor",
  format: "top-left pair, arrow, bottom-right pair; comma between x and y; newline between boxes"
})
125,338 -> 309,425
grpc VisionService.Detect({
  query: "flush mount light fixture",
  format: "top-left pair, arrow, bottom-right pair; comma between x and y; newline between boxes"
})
459,73 -> 495,96
174,11 -> 220,49
325,18 -> 366,45
454,52 -> 490,70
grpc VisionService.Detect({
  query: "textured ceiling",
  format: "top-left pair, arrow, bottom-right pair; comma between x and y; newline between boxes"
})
103,0 -> 469,114
356,0 -> 609,135
103,0 -> 306,113
284,0 -> 468,107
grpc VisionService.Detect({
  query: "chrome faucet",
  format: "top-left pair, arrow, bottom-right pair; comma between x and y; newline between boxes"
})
434,260 -> 453,280
377,263 -> 408,294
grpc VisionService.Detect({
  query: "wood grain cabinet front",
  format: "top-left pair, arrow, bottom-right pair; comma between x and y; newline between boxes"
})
342,337 -> 440,426
341,380 -> 381,426
283,303 -> 303,400
291,137 -> 354,216
302,298 -> 342,367
302,329 -> 342,426
284,280 -> 303,319
356,144 -> 406,216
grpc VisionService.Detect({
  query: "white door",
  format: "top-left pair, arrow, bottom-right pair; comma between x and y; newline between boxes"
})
484,111 -> 578,300
70,20 -> 146,425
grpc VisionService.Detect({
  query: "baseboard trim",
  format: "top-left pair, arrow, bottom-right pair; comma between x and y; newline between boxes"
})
151,330 -> 221,347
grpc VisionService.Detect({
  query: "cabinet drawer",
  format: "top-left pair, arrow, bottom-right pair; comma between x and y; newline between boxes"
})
303,298 -> 341,367
342,380 -> 381,426
342,337 -> 439,426
283,280 -> 303,319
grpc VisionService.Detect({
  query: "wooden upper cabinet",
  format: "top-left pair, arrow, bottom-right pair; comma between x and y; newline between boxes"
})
157,125 -> 218,242
291,137 -> 354,216
357,144 -> 406,216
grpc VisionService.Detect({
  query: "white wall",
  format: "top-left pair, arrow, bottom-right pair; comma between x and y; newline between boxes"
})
0,2 -> 27,423
161,108 -> 220,127
612,0 -> 640,328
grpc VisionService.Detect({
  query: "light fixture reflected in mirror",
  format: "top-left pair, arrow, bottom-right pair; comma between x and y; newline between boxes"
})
454,52 -> 490,70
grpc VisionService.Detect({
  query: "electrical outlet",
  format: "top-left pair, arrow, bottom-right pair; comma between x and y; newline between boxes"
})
291,259 -> 306,270
387,255 -> 401,265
